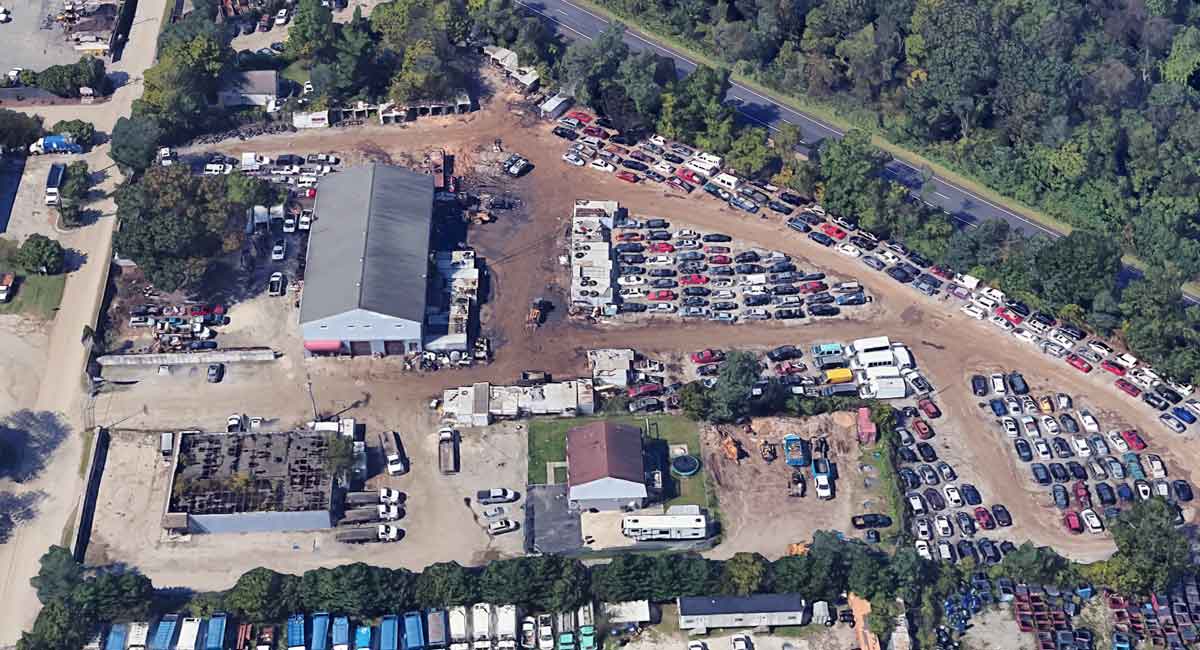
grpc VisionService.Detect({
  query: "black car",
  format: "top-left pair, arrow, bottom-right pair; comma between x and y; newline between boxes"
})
734,251 -> 760,263
991,504 -> 1012,527
677,251 -> 704,261
681,297 -> 708,307
970,374 -> 988,396
662,152 -> 685,164
923,488 -> 947,511
769,272 -> 800,284
614,243 -> 644,253
682,286 -> 710,296
709,266 -> 734,276
908,252 -> 932,268
1173,480 -> 1194,502
978,539 -> 1002,564
1049,463 -> 1070,483
956,511 -> 976,537
1096,482 -> 1117,506
276,154 -> 305,166
609,134 -> 635,145
768,201 -> 794,215
1142,391 -> 1169,411
1007,300 -> 1031,317
1058,323 -> 1086,340
617,303 -> 647,313
960,483 -> 982,505
648,268 -> 675,277
621,160 -> 649,172
1059,413 -> 1079,433
774,308 -> 804,320
957,540 -> 980,563
552,126 -> 579,140
799,272 -> 826,282
702,233 -> 732,242
1031,463 -> 1051,485
1000,540 -> 1017,556
1030,312 -> 1056,328
645,218 -> 670,229
771,285 -> 800,295
807,293 -> 836,305
712,301 -> 737,311
886,266 -> 913,283
779,192 -> 805,206
1007,371 -> 1030,395
808,232 -> 835,246
768,261 -> 797,274
767,345 -> 800,362
207,363 -> 225,383
916,442 -> 937,462
744,294 -> 771,306
644,170 -> 666,182
851,513 -> 893,529
650,279 -> 676,289
1014,438 -> 1033,462
1155,384 -> 1183,404
678,262 -> 708,273
1067,461 -> 1088,481
849,236 -> 877,250
1051,437 -> 1073,459
620,254 -> 645,264
862,256 -> 885,271
736,264 -> 764,274
190,340 -> 218,350
899,468 -> 921,490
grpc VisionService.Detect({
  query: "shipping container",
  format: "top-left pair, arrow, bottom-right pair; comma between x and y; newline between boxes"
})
354,625 -> 373,650
129,622 -> 151,649
205,614 -> 227,650
403,612 -> 426,650
381,615 -> 400,650
824,368 -> 853,384
332,617 -> 350,650
175,617 -> 202,650
312,613 -> 330,650
287,615 -> 306,650
426,610 -> 448,648
105,624 -> 129,650
152,615 -> 181,650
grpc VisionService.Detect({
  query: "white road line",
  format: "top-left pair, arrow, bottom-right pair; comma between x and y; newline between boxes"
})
934,192 -> 948,200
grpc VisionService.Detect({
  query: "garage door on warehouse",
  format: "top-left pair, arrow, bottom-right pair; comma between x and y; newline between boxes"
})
384,341 -> 408,356
349,341 -> 373,356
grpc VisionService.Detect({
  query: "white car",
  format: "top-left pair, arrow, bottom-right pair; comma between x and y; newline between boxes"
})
1070,436 -> 1091,457
1107,430 -> 1130,453
650,303 -> 676,313
712,290 -> 737,300
271,240 -> 286,261
1049,329 -> 1076,347
1147,454 -> 1167,479
1161,414 -> 1186,433
1079,410 -> 1100,433
990,373 -> 1007,395
943,485 -> 963,508
483,506 -> 506,519
1088,340 -> 1115,356
1040,415 -> 1060,435
688,642 -> 707,650
488,519 -> 519,535
1020,416 -> 1039,437
960,303 -> 986,320
1033,438 -> 1052,459
730,634 -> 751,650
227,414 -> 244,432
589,159 -> 615,172
915,517 -> 932,540
274,8 -> 288,24
561,152 -> 585,166
914,540 -> 932,561
618,287 -> 642,298
129,316 -> 156,328
1006,396 -> 1022,414
1041,341 -> 1068,358
283,216 -> 296,233
1001,417 -> 1019,438
907,494 -> 926,515
836,243 -> 861,257
1185,399 -> 1200,418
617,275 -> 645,286
989,315 -> 1015,332
1013,328 -> 1037,344
1081,508 -> 1104,534
676,229 -> 700,239
646,255 -> 673,266
298,212 -> 312,230
935,514 -> 954,537
937,540 -> 956,562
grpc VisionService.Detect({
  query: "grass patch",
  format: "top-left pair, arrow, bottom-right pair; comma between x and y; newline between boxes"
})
78,427 -> 95,478
60,505 -> 78,548
0,240 -> 66,319
526,414 -> 711,507
280,60 -> 310,85
859,444 -> 902,547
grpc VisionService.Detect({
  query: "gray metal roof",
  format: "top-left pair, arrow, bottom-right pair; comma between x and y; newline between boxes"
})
678,594 -> 807,617
221,69 -> 279,96
300,164 -> 434,325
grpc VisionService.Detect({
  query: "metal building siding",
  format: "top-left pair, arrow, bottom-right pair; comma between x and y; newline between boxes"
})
188,510 -> 333,534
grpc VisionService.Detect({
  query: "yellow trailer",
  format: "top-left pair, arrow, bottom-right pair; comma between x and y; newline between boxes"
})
825,368 -> 854,384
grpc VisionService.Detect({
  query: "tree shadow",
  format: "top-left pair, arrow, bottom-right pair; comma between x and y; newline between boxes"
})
0,490 -> 46,544
108,71 -> 131,89
0,410 -> 73,483
63,248 -> 90,272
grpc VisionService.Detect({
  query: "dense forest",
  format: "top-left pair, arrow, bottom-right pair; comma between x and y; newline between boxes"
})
586,0 -> 1200,277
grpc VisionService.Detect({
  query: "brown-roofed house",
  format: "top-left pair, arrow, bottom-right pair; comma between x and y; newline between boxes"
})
566,421 -> 647,511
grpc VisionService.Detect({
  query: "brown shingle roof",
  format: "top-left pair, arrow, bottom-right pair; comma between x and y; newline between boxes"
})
566,421 -> 644,487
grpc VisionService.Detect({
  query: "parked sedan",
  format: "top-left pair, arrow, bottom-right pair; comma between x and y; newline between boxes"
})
960,483 -> 982,505
1014,438 -> 1033,462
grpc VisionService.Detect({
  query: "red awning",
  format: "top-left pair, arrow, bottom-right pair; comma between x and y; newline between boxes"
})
304,340 -> 343,353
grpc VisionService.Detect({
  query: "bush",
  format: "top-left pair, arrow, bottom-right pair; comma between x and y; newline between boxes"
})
15,235 -> 65,275
32,57 -> 112,97
50,120 -> 95,148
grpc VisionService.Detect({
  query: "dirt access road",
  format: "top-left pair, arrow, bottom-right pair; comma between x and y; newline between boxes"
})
120,95 -> 1177,567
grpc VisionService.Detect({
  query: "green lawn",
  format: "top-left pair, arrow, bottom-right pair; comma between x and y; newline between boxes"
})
280,60 -> 310,85
0,241 -> 66,319
526,415 -> 711,508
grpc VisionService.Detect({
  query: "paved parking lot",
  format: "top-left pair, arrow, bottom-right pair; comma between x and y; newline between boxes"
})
0,0 -> 84,71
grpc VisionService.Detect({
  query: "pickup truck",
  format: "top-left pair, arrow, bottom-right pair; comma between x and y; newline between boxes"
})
340,504 -> 401,525
335,524 -> 403,544
477,488 -> 518,505
438,428 -> 460,474
0,273 -> 13,302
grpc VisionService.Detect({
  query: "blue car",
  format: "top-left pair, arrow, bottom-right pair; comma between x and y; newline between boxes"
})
988,399 -> 1006,417
1172,406 -> 1196,425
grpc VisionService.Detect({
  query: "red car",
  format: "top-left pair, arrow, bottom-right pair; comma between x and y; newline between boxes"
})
1066,354 -> 1093,373
917,399 -> 942,419
582,126 -> 608,139
1101,360 -> 1126,376
188,305 -> 213,316
974,506 -> 995,530
676,168 -> 704,185
800,281 -> 828,294
302,188 -> 317,198
616,171 -> 640,183
820,223 -> 847,240
667,177 -> 694,193
646,290 -> 676,301
996,307 -> 1024,326
705,245 -> 730,253
776,362 -> 806,376
615,232 -> 643,242
930,265 -> 954,279
1115,378 -> 1141,397
627,383 -> 662,398
679,274 -> 709,286
1120,429 -> 1147,451
691,349 -> 724,364
1063,511 -> 1083,534
710,255 -> 732,265
1073,480 -> 1092,509
912,419 -> 934,440
648,242 -> 675,253
565,110 -> 593,123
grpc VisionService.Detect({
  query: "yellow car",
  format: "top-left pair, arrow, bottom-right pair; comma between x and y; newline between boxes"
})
1038,395 -> 1055,414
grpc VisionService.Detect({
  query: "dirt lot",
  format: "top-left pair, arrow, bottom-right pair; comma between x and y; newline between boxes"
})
86,419 -> 527,590
625,612 -> 858,650
0,315 -> 50,415
86,82 -> 1200,585
703,413 -> 882,560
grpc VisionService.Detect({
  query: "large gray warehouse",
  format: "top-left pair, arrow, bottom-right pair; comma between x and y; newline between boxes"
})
677,594 -> 808,633
300,164 -> 434,356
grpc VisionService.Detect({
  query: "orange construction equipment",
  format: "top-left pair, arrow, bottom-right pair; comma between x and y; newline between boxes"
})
786,541 -> 810,556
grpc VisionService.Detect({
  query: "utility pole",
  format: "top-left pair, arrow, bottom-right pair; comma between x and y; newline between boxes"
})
306,378 -> 319,422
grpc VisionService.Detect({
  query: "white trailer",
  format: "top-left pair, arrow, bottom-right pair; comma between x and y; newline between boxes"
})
175,618 -> 201,650
495,605 -> 517,650
449,606 -> 470,650
472,604 -> 493,650
128,622 -> 151,650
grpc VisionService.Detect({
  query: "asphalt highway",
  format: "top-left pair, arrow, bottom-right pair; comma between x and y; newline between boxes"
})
513,0 -> 1200,304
